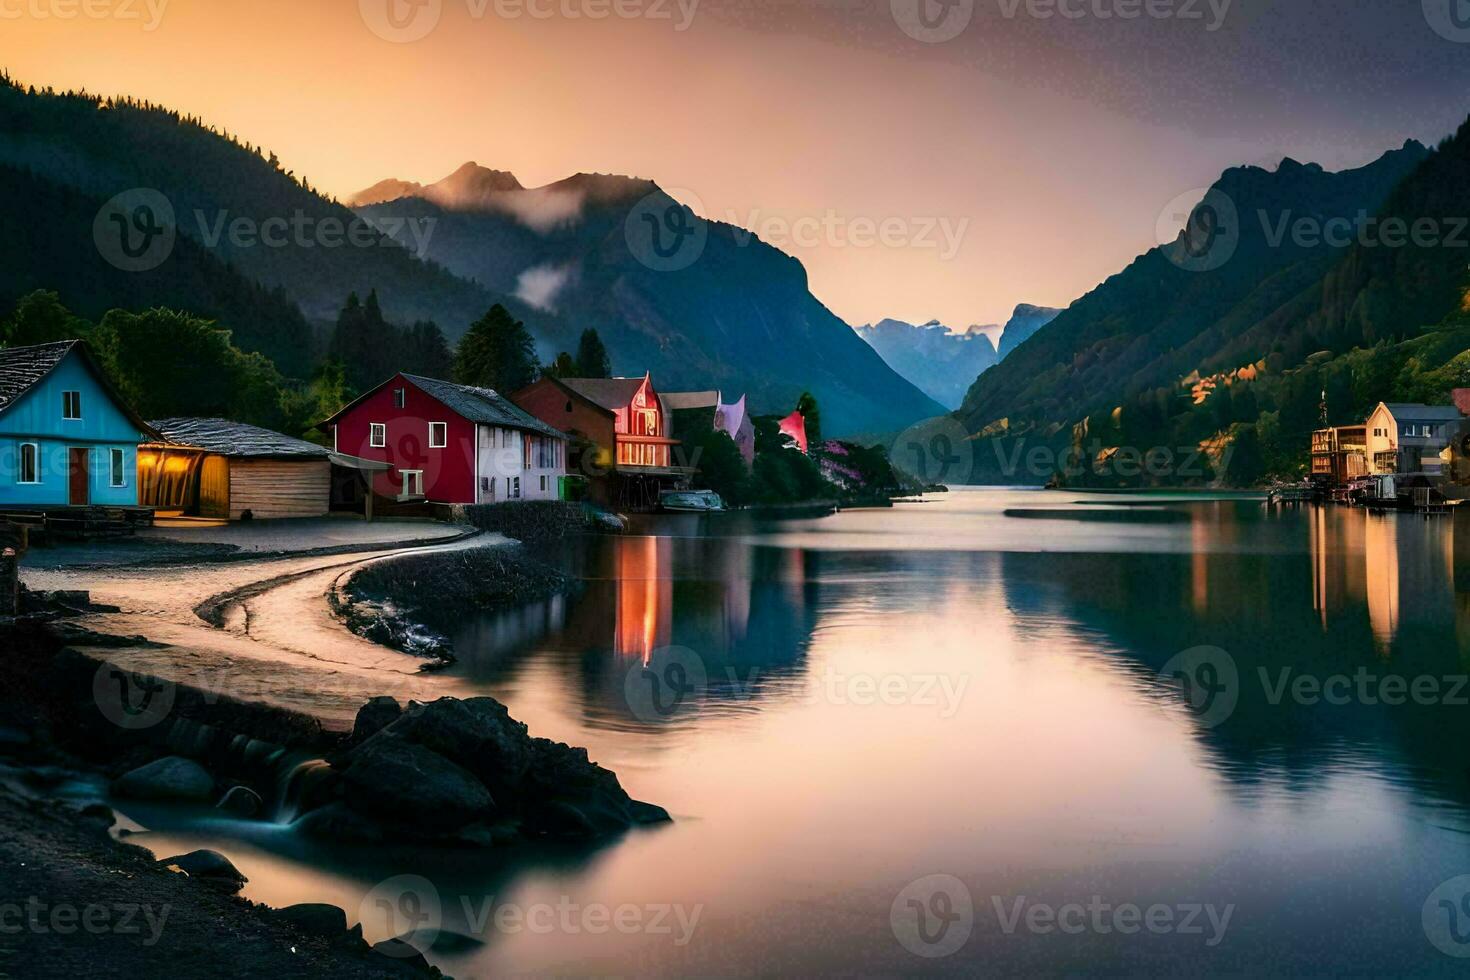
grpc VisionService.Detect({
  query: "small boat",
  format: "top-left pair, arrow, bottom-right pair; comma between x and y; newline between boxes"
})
659,490 -> 727,513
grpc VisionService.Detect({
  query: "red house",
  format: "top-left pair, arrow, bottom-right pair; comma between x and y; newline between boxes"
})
320,373 -> 568,506
513,373 -> 689,506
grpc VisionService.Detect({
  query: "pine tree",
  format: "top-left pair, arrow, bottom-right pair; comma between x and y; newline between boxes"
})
406,321 -> 453,379
574,328 -> 612,378
797,391 -> 823,447
455,304 -> 540,393
544,352 -> 578,379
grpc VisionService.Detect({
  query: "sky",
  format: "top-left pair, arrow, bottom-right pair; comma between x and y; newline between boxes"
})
5,0 -> 1470,329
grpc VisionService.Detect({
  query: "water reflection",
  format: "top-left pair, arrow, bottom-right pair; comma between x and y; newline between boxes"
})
449,531 -> 821,730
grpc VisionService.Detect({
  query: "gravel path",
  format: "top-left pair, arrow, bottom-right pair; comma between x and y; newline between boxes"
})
20,523 -> 508,732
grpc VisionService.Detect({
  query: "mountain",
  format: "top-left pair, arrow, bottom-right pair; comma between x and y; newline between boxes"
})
353,164 -> 946,435
0,77 -> 523,375
996,304 -> 1063,360
958,140 -> 1432,446
0,162 -> 313,360
854,319 -> 998,410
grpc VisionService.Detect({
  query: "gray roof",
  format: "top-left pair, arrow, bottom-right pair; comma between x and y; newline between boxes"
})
0,339 -> 159,437
0,340 -> 75,412
147,418 -> 330,459
1382,403 -> 1464,422
663,390 -> 719,410
558,377 -> 647,411
404,374 -> 567,440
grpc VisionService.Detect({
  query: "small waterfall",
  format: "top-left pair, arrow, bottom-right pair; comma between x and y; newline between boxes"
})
154,716 -> 335,824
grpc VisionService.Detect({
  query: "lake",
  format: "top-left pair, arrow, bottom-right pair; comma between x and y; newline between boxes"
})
135,489 -> 1470,975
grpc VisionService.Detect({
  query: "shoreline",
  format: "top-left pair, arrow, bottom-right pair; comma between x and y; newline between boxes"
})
0,516 -> 660,977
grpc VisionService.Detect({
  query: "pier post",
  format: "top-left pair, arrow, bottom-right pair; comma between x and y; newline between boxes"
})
0,522 -> 24,617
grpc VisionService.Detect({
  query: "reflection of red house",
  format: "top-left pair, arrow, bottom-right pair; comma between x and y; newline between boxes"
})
779,410 -> 808,454
513,374 -> 691,506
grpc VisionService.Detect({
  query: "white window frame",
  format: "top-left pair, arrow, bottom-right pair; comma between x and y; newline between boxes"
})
17,442 -> 39,484
370,423 -> 386,448
429,422 -> 447,449
62,390 -> 82,420
400,470 -> 424,498
109,448 -> 126,488
393,387 -> 406,409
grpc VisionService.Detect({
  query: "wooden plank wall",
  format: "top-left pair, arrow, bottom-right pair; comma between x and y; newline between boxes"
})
228,460 -> 330,520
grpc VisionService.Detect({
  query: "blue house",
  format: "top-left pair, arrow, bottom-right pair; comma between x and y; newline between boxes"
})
0,340 -> 158,508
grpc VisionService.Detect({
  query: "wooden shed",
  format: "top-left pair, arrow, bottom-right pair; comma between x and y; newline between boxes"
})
139,418 -> 331,520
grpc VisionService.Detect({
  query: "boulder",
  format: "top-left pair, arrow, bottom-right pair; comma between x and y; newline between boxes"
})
111,756 -> 214,802
275,903 -> 348,938
216,785 -> 264,818
371,938 -> 431,969
292,802 -> 385,844
350,696 -> 402,745
340,733 -> 495,831
383,697 -> 532,799
519,738 -> 637,836
158,849 -> 247,892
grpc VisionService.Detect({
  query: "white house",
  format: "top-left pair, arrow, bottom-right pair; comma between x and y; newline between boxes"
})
1365,402 -> 1464,475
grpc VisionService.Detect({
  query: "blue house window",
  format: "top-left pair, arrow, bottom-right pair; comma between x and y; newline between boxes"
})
110,449 -> 126,488
17,443 -> 39,484
62,391 -> 82,420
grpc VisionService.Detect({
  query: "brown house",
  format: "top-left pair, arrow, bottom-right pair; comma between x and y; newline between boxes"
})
139,418 -> 331,520
513,373 -> 690,506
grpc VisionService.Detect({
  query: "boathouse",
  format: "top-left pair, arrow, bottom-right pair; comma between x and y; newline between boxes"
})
139,418 -> 332,520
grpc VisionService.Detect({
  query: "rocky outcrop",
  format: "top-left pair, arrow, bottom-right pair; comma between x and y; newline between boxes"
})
112,757 -> 214,802
995,303 -> 1064,360
298,697 -> 669,846
159,849 -> 248,893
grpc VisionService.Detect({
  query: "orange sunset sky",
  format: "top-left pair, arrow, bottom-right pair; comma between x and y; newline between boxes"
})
5,0 -> 1467,329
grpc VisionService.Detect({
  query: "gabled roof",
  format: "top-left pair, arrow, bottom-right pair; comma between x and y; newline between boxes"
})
1379,403 -> 1464,423
319,373 -> 568,440
402,374 -> 567,440
0,339 -> 160,438
146,418 -> 330,459
663,390 -> 719,411
557,377 -> 649,412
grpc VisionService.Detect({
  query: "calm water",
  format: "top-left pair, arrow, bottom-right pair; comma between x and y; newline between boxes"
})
135,489 -> 1470,976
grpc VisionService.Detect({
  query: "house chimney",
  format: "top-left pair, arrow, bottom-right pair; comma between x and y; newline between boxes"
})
1454,389 -> 1470,416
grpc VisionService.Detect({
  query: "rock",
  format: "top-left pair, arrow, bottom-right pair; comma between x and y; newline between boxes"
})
111,756 -> 214,802
340,733 -> 495,831
520,738 -> 637,836
350,696 -> 402,745
397,928 -> 485,954
216,785 -> 264,818
77,803 -> 116,827
383,697 -> 532,799
630,799 -> 672,824
371,938 -> 431,969
292,802 -> 385,844
275,903 -> 348,938
158,849 -> 248,892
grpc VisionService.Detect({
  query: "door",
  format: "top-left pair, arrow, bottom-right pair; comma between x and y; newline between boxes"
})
68,448 -> 90,506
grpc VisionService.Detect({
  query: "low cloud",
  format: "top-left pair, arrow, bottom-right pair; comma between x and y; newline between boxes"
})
515,262 -> 574,312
